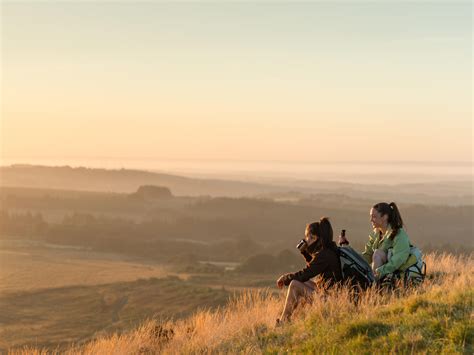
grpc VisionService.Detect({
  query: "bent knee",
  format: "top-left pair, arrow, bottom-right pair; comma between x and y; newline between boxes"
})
373,248 -> 387,257
373,249 -> 387,262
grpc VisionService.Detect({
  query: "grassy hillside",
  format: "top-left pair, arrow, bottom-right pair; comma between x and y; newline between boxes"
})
14,253 -> 473,354
1,277 -> 230,352
0,240 -> 279,352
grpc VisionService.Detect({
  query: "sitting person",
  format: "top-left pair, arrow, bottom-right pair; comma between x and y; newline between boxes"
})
276,217 -> 342,324
338,202 -> 411,280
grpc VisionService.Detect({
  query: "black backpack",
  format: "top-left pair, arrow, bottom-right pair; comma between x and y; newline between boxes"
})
338,246 -> 375,289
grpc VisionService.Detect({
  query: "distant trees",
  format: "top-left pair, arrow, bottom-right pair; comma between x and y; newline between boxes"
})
1,186 -> 473,264
0,210 -> 48,237
130,185 -> 173,200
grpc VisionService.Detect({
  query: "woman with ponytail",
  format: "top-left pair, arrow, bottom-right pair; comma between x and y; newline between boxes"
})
339,202 -> 411,280
276,217 -> 342,324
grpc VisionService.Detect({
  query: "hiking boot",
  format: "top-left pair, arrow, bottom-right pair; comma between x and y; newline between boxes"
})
275,317 -> 288,328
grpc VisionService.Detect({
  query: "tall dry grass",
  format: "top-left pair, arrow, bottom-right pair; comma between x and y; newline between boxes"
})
10,253 -> 473,354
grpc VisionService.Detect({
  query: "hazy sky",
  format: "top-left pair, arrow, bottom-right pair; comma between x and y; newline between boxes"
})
1,1 -> 472,164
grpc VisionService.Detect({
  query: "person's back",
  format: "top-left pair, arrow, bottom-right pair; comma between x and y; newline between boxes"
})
298,244 -> 342,287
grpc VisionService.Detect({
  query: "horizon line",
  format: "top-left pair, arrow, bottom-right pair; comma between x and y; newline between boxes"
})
1,158 -> 473,166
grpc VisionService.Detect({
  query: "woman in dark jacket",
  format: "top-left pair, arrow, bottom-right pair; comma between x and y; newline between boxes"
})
276,217 -> 342,324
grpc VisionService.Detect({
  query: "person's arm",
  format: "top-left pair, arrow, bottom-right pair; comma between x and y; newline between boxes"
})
376,231 -> 410,277
283,251 -> 328,285
300,250 -> 312,263
361,233 -> 376,264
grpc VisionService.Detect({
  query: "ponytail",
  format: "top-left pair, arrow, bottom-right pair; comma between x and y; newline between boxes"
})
319,217 -> 334,247
388,202 -> 403,240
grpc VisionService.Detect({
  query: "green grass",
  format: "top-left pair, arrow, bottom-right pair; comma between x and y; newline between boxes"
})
258,288 -> 473,354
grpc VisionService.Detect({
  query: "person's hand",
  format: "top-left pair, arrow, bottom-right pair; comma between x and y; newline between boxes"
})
276,275 -> 285,289
338,234 -> 349,246
276,274 -> 291,289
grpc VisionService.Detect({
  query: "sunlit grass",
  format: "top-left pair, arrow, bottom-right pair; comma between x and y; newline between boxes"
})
10,253 -> 473,354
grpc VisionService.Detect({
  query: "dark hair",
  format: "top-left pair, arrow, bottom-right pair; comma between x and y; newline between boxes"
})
372,202 -> 404,240
306,217 -> 337,251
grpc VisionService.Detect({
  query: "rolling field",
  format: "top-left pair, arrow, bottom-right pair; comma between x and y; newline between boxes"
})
0,240 -> 234,352
0,277 -> 231,352
0,239 -> 175,293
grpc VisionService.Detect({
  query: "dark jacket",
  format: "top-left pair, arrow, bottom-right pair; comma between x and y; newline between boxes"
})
285,243 -> 343,287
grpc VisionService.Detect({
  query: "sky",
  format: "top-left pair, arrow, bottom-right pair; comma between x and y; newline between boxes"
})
1,1 -> 472,166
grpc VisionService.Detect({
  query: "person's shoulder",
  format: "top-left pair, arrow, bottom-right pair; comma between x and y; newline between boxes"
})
397,228 -> 409,237
394,228 -> 410,241
319,246 -> 339,258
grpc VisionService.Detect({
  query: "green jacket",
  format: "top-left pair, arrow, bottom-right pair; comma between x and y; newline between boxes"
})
362,227 -> 411,277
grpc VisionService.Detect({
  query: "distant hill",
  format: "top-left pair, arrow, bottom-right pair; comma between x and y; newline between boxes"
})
0,164 -> 472,205
0,165 -> 283,197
